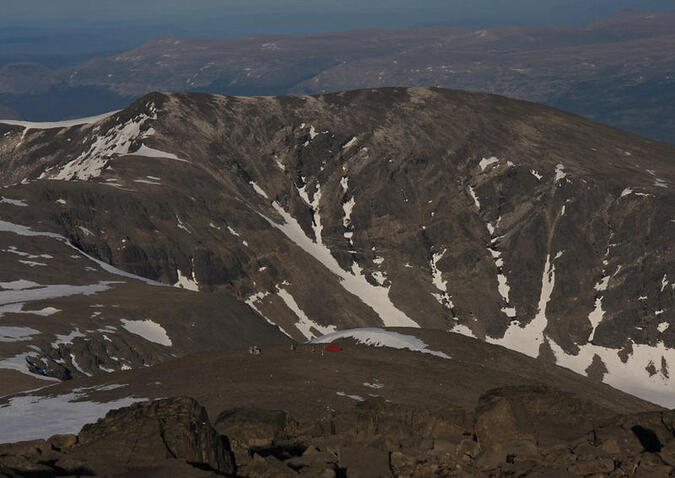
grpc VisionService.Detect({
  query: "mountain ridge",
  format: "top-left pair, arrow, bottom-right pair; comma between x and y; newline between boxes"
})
0,86 -> 673,407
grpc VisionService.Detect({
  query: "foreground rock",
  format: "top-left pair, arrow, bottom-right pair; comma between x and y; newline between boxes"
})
2,389 -> 675,477
0,397 -> 235,477
212,388 -> 675,477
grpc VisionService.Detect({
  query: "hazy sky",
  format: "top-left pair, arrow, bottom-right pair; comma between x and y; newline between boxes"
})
2,0 -> 674,31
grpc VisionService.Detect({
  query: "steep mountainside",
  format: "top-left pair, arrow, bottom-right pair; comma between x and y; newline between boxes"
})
1,11 -> 674,143
0,87 -> 673,406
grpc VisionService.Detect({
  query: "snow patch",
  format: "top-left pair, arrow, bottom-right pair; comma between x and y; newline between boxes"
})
298,182 -> 323,244
19,260 -> 46,267
340,177 -> 349,192
0,280 -> 40,290
176,216 -> 190,234
49,108 -> 156,181
0,352 -> 60,382
261,203 -> 418,327
245,291 -> 293,338
342,137 -> 359,150
312,328 -> 450,359
1,281 -> 115,307
449,323 -> 476,338
77,226 -> 93,236
468,186 -> 480,209
430,249 -> 455,310
489,254 -> 556,358
53,329 -> 85,346
363,382 -> 384,389
342,197 -> 356,227
250,181 -> 269,199
554,164 -> 567,182
336,392 -> 364,402
0,111 -> 117,130
479,156 -> 499,171
549,339 -> 675,408
0,326 -> 40,343
486,223 -> 516,319
133,179 -> 161,185
274,156 -> 285,171
0,303 -> 60,318
174,269 -> 199,292
131,144 -> 188,162
0,197 -> 27,207
277,288 -> 336,340
120,319 -> 172,346
371,271 -> 387,286
0,390 -> 141,443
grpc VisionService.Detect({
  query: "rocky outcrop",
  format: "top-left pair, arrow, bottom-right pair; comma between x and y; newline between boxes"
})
2,390 -> 675,476
0,397 -> 235,477
214,407 -> 299,467
237,390 -> 675,477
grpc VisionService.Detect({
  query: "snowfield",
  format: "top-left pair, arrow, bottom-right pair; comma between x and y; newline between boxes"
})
120,319 -> 172,346
0,386 -> 142,444
0,111 -> 118,130
311,328 -> 451,359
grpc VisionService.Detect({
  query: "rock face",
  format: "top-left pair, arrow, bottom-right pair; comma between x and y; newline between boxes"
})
210,391 -> 675,477
0,87 -> 673,404
3,392 -> 674,477
77,397 -> 235,475
215,408 -> 299,467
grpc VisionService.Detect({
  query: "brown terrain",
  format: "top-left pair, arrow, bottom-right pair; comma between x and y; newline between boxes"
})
2,331 -> 674,476
0,86 -> 673,475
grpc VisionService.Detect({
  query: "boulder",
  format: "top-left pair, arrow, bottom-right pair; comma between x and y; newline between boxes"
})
474,385 -> 611,449
214,407 -> 298,465
74,397 -> 235,475
474,392 -> 534,447
568,457 -> 615,475
339,446 -> 392,477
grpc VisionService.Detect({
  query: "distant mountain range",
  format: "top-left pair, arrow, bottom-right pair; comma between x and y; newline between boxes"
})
0,10 -> 673,143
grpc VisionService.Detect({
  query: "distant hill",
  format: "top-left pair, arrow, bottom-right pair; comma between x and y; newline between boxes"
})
0,11 -> 674,143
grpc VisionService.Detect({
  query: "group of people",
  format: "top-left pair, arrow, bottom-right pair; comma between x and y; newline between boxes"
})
248,344 -> 334,356
248,344 -> 330,355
